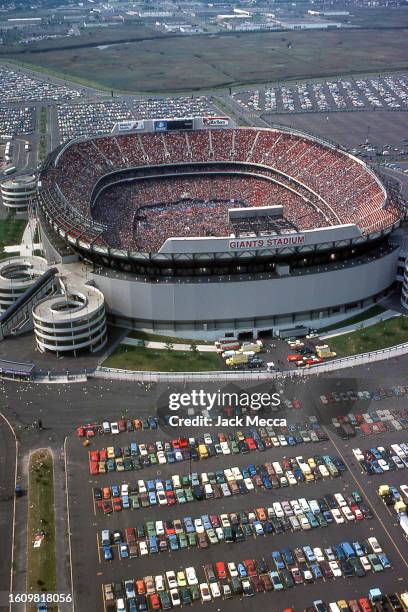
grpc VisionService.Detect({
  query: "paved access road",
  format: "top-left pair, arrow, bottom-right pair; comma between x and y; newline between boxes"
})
0,414 -> 16,602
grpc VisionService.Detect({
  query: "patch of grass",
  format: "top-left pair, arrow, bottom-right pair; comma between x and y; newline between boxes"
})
127,330 -> 212,345
27,449 -> 56,598
2,28 -> 408,93
103,344 -> 222,371
318,304 -> 386,333
0,215 -> 26,254
329,315 -> 408,357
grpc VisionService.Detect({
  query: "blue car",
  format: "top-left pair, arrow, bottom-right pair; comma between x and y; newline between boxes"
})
287,436 -> 297,446
122,495 -> 130,509
148,491 -> 157,505
149,417 -> 157,429
310,563 -> 322,579
248,464 -> 257,477
202,515 -> 212,530
103,545 -> 113,561
262,475 -> 272,489
165,480 -> 173,491
147,480 -> 155,492
183,516 -> 195,533
167,451 -> 175,464
378,553 -> 391,569
168,534 -> 179,551
111,484 -> 120,497
271,551 -> 285,570
237,563 -> 247,578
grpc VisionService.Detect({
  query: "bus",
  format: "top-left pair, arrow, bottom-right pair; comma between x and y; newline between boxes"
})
3,166 -> 16,175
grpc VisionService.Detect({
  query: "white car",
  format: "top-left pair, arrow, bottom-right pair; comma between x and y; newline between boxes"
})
155,575 -> 165,591
318,464 -> 330,478
157,491 -> 167,506
137,480 -> 146,494
378,459 -> 389,471
300,515 -> 311,530
314,547 -> 325,562
244,477 -> 254,490
215,527 -> 224,541
286,471 -> 297,485
186,567 -> 198,585
157,451 -> 167,464
273,502 -> 284,518
170,588 -> 181,607
334,493 -> 346,507
278,435 -> 288,446
353,448 -> 364,461
329,560 -> 342,577
166,571 -> 178,589
360,556 -> 371,571
199,582 -> 212,603
155,521 -> 164,535
116,598 -> 126,612
332,509 -> 345,524
110,422 -> 119,435
228,562 -> 238,578
220,441 -> 231,455
139,541 -> 148,556
194,518 -> 204,533
220,514 -> 230,528
320,395 -> 329,404
204,433 -> 213,445
271,437 -> 280,447
341,506 -> 355,521
210,582 -> 221,598
368,537 -> 382,554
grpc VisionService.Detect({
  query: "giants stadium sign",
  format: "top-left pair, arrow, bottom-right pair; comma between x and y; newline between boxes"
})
229,235 -> 306,251
203,117 -> 229,127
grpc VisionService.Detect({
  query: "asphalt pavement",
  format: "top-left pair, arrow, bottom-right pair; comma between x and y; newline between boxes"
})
0,414 -> 16,603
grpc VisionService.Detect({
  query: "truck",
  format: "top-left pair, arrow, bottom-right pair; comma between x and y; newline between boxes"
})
239,343 -> 262,353
315,345 -> 337,358
276,326 -> 309,339
226,353 -> 250,367
216,341 -> 240,353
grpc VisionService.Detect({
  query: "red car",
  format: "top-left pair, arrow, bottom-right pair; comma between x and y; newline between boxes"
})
164,521 -> 175,535
215,562 -> 227,580
90,450 -> 99,462
76,427 -> 85,437
243,559 -> 257,577
292,399 -> 302,409
358,599 -> 372,612
148,594 -> 160,610
102,502 -> 112,514
245,437 -> 257,451
210,515 -> 220,528
89,461 -> 99,475
166,491 -> 176,505
179,438 -> 189,448
118,419 -> 126,432
112,497 -> 122,511
287,354 -> 303,362
85,425 -> 95,437
172,439 -> 181,449
99,449 -> 107,461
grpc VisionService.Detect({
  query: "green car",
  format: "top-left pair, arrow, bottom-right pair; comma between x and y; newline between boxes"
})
230,440 -> 239,454
130,494 -> 140,509
178,533 -> 188,548
190,585 -> 200,602
181,475 -> 190,487
349,557 -> 365,577
176,489 -> 186,504
136,524 -> 145,538
149,453 -> 157,465
352,491 -> 362,504
106,459 -> 115,472
207,529 -> 218,544
187,532 -> 197,547
368,554 -> 383,572
316,512 -> 327,527
159,591 -> 171,610
146,521 -> 156,537
185,488 -> 194,502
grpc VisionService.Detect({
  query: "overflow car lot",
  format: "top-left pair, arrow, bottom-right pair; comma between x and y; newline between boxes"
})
66,406 -> 408,612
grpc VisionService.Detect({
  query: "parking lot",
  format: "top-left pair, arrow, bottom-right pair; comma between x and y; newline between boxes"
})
66,386 -> 408,612
57,96 -> 218,141
231,74 -> 408,114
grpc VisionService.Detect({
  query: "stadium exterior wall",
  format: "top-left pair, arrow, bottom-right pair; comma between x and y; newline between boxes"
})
90,247 -> 399,339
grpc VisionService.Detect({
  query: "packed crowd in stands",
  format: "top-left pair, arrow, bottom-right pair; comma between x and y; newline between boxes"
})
39,127 -> 403,251
92,174 -> 315,251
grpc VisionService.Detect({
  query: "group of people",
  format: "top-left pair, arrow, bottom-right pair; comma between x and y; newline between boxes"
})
40,127 -> 402,250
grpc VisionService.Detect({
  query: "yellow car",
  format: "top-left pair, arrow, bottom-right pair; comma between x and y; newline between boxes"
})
176,571 -> 187,587
107,446 -> 115,459
307,457 -> 316,469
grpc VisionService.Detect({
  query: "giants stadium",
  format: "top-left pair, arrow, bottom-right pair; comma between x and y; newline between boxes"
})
37,116 -> 405,340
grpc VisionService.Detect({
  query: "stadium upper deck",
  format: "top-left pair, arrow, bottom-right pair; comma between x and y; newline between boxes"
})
38,126 -> 403,260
